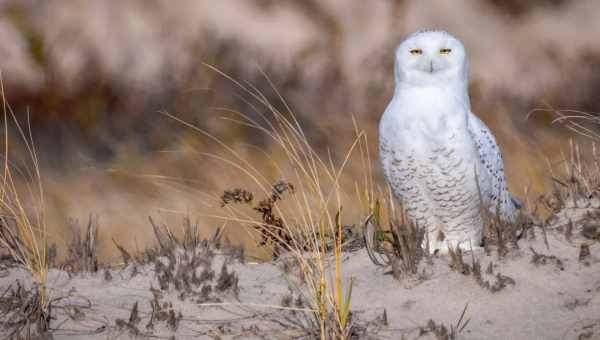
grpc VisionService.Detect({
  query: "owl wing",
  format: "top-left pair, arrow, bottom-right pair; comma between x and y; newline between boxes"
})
379,135 -> 393,185
467,113 -> 521,211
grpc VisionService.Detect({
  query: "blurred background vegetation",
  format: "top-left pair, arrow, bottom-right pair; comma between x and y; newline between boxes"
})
1,0 -> 598,261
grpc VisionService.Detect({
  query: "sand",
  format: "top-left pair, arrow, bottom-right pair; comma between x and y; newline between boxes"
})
1,226 -> 599,339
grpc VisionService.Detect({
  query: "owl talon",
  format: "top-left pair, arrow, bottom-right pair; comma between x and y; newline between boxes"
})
426,238 -> 482,255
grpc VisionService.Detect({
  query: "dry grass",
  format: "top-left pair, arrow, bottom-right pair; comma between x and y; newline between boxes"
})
535,108 -> 600,223
482,208 -> 528,258
162,66 -> 380,339
447,245 -> 516,293
0,75 -> 51,337
540,141 -> 599,213
419,303 -> 470,340
363,174 -> 533,295
105,218 -> 251,338
529,246 -> 565,270
112,215 -> 244,304
538,108 -> 600,142
0,281 -> 52,339
363,199 -> 429,283
1,0 -> 595,265
63,215 -> 99,273
537,138 -> 600,266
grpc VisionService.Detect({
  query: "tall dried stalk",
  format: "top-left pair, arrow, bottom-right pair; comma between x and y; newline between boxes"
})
0,75 -> 49,311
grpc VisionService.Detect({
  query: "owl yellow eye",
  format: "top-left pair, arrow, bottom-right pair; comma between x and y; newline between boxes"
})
409,48 -> 423,55
440,48 -> 452,55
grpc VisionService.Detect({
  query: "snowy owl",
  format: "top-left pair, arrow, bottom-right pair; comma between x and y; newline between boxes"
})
379,30 -> 520,254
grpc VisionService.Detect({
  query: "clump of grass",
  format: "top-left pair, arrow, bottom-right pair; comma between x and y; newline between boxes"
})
0,76 -> 51,337
447,245 -> 515,293
63,215 -> 99,273
579,244 -> 591,266
541,141 -> 600,232
215,262 -> 239,295
280,288 -> 306,310
533,141 -> 600,265
146,288 -> 182,332
0,281 -> 52,339
420,320 -> 455,340
419,303 -> 470,340
115,301 -> 144,337
110,219 -> 239,337
529,246 -> 564,271
448,246 -> 472,275
480,201 -> 533,258
151,220 -> 241,302
113,217 -> 242,303
165,66 -> 372,339
364,199 -> 428,282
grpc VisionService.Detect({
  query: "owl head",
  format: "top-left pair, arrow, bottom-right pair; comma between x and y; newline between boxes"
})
394,30 -> 469,88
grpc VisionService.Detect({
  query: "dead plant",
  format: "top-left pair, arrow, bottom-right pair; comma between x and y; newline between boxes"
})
63,215 -> 99,273
419,303 -> 470,340
364,199 -> 428,282
541,141 -> 600,234
221,180 -> 295,257
529,246 -> 564,271
0,281 -> 52,339
0,74 -> 51,338
146,288 -> 182,332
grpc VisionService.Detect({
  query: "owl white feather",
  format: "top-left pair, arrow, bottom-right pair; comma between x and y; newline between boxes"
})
379,30 -> 520,254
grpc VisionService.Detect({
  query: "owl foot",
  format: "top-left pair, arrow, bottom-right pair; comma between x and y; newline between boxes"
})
427,238 -> 483,255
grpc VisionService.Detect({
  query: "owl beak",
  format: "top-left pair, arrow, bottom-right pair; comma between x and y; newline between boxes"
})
429,60 -> 434,73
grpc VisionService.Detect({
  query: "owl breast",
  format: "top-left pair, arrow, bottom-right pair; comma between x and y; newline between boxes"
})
380,127 -> 484,249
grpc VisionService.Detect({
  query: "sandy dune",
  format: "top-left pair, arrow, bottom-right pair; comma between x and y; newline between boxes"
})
1,224 -> 599,339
